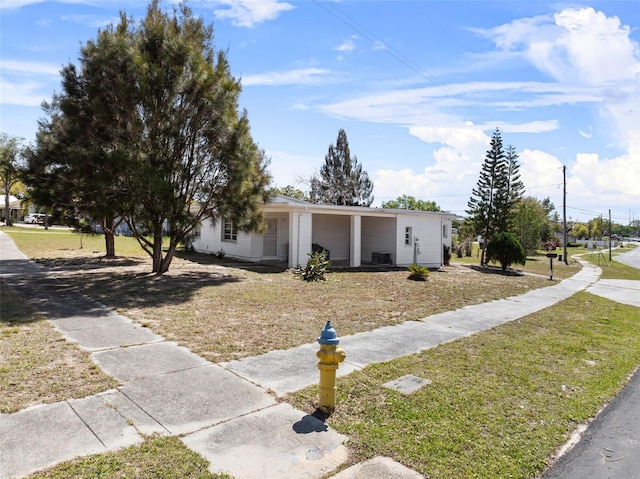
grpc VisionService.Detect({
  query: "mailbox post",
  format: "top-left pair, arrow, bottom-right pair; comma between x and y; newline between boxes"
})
546,253 -> 558,280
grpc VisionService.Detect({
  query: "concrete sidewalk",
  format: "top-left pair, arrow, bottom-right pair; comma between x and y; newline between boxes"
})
1,230 -> 638,479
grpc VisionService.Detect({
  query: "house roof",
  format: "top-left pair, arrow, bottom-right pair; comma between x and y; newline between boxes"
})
267,195 -> 457,219
2,195 -> 22,209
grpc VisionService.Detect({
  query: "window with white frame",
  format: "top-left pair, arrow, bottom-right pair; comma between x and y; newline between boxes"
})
405,227 -> 412,245
443,224 -> 448,238
223,219 -> 237,241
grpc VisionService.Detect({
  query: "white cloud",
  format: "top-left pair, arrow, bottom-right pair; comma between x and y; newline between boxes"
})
1,60 -> 61,76
475,6 -> 640,154
61,14 -> 121,28
242,68 -> 333,86
372,40 -> 386,51
318,6 -> 640,214
0,61 -> 60,105
571,152 -> 640,199
372,126 -> 491,211
213,0 -> 294,28
476,8 -> 640,85
265,149 -> 322,187
0,77 -> 47,106
335,37 -> 357,53
517,149 -> 564,193
579,126 -> 592,139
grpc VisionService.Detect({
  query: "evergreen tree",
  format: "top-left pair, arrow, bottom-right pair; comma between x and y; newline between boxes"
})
494,145 -> 525,233
381,195 -> 440,211
27,1 -> 271,274
309,129 -> 373,206
466,128 -> 507,265
485,231 -> 526,271
0,133 -> 24,227
466,130 -> 526,265
274,185 -> 308,201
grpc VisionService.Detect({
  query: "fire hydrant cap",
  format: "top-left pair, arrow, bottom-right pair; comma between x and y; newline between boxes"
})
318,321 -> 340,345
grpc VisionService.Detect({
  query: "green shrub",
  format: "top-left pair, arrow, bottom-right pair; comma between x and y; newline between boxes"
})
295,250 -> 331,282
485,232 -> 526,271
407,263 -> 429,281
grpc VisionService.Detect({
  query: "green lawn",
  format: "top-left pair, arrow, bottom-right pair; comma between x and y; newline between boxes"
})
289,292 -> 640,478
1,226 -> 149,260
27,436 -> 230,479
3,227 -> 638,478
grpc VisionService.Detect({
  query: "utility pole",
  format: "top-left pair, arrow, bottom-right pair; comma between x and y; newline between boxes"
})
609,209 -> 612,261
563,165 -> 568,264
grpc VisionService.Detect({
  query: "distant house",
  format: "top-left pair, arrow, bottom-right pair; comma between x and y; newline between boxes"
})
0,195 -> 25,223
192,195 -> 456,268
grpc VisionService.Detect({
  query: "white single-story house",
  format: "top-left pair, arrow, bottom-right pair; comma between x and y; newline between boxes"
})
192,195 -> 457,269
0,195 -> 25,223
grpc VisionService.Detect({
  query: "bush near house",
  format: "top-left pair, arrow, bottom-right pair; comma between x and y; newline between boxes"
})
407,263 -> 430,281
486,232 -> 526,271
294,250 -> 331,282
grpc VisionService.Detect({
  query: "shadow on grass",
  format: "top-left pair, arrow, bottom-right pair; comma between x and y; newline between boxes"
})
464,264 -> 526,277
34,255 -> 146,270
176,250 -> 411,274
56,268 -> 244,312
1,256 -> 243,318
0,280 -> 42,325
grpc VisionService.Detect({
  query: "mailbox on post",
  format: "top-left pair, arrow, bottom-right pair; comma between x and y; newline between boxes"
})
546,253 -> 558,280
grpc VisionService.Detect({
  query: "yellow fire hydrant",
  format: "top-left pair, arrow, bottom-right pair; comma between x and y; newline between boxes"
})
317,321 -> 346,414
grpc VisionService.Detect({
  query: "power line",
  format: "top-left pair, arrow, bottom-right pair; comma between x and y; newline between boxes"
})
311,0 -> 493,123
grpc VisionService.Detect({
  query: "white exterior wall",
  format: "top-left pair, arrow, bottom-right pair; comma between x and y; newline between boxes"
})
350,215 -> 361,267
289,211 -> 312,268
192,199 -> 453,269
395,214 -> 450,267
312,215 -> 350,261
193,219 -> 259,261
361,216 -> 397,264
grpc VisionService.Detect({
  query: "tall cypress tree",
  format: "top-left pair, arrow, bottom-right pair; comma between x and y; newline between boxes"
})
466,128 -> 508,265
309,129 -> 374,206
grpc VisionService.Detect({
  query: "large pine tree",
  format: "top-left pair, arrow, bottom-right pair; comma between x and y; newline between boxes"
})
27,1 -> 271,274
467,128 -> 524,265
494,145 -> 525,233
309,129 -> 374,207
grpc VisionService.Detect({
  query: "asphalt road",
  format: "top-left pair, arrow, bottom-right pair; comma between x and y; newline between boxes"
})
542,244 -> 640,479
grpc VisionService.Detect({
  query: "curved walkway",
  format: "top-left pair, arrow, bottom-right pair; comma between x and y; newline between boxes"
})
0,231 -> 638,478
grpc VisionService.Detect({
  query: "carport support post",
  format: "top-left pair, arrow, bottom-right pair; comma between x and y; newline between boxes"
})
317,321 -> 346,414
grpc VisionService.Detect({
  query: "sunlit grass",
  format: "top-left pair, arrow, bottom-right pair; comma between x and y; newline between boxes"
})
288,292 -> 640,478
27,435 -> 230,479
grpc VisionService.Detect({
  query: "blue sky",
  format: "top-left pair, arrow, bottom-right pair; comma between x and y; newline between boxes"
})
1,1 -> 639,225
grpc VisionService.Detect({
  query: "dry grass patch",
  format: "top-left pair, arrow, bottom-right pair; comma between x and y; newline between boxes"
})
50,260 -> 561,363
0,282 -> 118,413
3,227 -> 582,363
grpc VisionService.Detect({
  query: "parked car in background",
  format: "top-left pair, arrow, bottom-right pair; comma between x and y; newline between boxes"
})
23,213 -> 47,224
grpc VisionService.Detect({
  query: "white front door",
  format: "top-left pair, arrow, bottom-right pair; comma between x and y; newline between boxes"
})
263,217 -> 278,257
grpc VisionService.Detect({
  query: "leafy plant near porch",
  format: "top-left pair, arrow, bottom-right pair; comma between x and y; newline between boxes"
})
407,263 -> 429,281
294,250 -> 331,282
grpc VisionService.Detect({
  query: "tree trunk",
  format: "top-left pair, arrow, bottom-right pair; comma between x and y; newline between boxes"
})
3,191 -> 12,226
104,232 -> 116,258
151,226 -> 165,275
161,241 -> 178,274
100,217 -> 117,258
